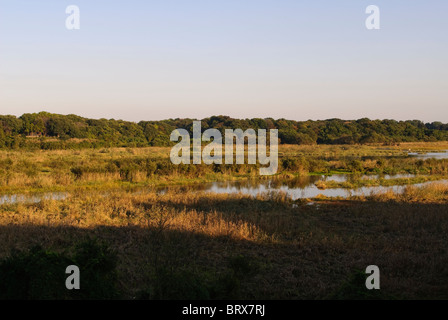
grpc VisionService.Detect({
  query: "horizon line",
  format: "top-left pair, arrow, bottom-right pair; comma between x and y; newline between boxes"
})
1,111 -> 445,125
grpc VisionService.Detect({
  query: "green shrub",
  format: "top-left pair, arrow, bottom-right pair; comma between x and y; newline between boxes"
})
119,165 -> 138,182
71,239 -> 120,299
0,246 -> 73,299
0,239 -> 120,300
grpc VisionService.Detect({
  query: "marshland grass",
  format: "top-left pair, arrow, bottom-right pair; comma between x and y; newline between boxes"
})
1,142 -> 448,195
278,141 -> 448,157
0,142 -> 448,299
1,183 -> 447,299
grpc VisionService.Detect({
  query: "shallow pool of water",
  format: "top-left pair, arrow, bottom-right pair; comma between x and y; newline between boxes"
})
0,192 -> 68,205
157,175 -> 448,200
2,173 -> 447,205
408,150 -> 448,160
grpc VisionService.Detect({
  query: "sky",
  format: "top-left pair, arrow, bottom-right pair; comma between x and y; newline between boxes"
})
0,0 -> 447,122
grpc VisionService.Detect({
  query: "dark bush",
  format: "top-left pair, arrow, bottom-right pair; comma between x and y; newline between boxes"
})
143,268 -> 210,300
0,239 -> 120,300
70,167 -> 84,180
119,164 -> 138,182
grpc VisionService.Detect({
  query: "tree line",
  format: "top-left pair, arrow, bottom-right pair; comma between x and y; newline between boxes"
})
1,112 -> 448,149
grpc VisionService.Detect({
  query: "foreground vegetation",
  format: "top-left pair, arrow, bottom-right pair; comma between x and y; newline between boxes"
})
0,183 -> 447,299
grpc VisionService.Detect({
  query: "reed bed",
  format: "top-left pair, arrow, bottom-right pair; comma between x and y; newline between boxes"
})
0,182 -> 447,299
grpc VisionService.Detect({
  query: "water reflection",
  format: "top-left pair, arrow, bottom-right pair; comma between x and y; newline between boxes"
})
157,174 -> 448,200
2,172 -> 447,204
408,150 -> 448,159
0,192 -> 68,205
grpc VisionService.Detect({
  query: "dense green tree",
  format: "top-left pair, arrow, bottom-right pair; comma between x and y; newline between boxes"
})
0,112 -> 447,150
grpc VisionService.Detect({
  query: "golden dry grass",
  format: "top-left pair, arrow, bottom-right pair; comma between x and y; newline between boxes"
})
1,143 -> 448,299
0,183 -> 447,299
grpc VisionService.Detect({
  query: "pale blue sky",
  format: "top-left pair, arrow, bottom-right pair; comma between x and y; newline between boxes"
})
0,0 -> 447,122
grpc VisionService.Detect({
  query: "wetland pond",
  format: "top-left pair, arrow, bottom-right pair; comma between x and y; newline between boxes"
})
408,150 -> 448,159
1,175 -> 447,205
157,174 -> 448,200
2,159 -> 448,205
1,173 -> 448,205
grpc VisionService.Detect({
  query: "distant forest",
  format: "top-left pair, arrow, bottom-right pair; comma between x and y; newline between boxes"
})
1,112 -> 448,149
